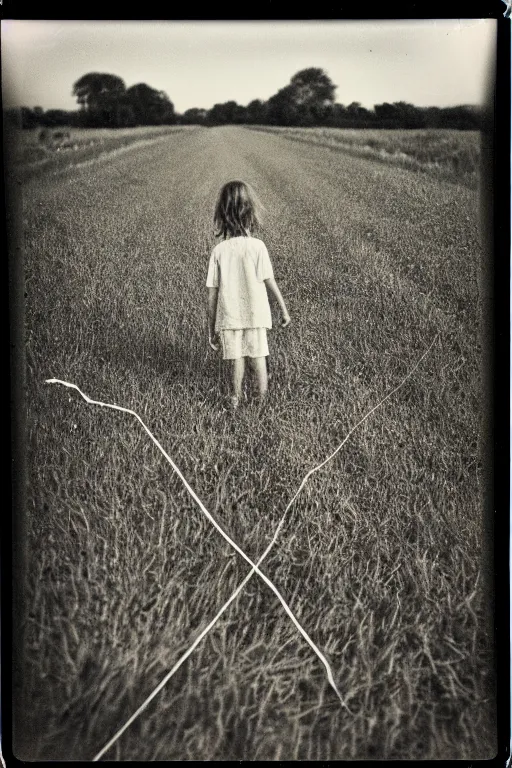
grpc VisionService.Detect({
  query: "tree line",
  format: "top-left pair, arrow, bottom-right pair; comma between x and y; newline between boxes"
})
8,68 -> 484,131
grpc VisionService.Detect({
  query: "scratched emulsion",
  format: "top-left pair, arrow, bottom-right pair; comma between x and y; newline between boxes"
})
21,126 -> 494,760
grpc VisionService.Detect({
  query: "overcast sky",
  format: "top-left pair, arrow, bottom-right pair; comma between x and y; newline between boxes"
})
1,20 -> 496,113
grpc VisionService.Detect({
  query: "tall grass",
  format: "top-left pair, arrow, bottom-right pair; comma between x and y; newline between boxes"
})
17,125 -> 494,760
6,124 -> 201,182
245,126 -> 480,186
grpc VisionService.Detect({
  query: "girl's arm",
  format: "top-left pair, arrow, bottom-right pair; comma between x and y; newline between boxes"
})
207,287 -> 220,350
264,278 -> 291,327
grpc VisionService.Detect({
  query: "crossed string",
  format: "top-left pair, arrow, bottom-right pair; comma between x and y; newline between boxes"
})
45,332 -> 438,761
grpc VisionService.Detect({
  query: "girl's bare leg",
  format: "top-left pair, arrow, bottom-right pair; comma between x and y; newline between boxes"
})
231,357 -> 245,404
248,356 -> 268,401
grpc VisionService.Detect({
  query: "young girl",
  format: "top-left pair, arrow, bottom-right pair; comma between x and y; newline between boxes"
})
206,180 -> 290,409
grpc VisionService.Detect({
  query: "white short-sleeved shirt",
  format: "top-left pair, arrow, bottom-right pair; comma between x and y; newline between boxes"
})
206,236 -> 274,332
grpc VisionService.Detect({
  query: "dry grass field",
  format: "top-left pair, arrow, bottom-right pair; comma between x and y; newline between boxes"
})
8,124 -> 196,182
247,125 -> 480,186
13,124 -> 495,760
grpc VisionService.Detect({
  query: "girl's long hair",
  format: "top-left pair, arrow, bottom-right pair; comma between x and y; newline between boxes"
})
214,180 -> 263,239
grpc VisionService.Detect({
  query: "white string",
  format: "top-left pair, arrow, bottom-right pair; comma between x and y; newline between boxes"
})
46,332 -> 438,760
45,379 -> 350,757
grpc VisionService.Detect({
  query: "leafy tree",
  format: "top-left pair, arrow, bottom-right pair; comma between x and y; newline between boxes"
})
266,68 -> 336,126
324,103 -> 350,126
181,108 -> 207,124
72,73 -> 126,113
114,103 -> 137,128
341,102 -> 372,127
207,101 -> 245,125
42,109 -> 73,127
437,105 -> 481,130
17,106 -> 77,129
393,101 -> 425,128
125,83 -> 175,125
374,101 -> 425,128
266,86 -> 300,126
374,102 -> 396,120
246,99 -> 268,124
20,107 -> 38,129
423,106 -> 442,129
346,101 -> 363,116
289,67 -> 337,108
4,107 -> 21,128
373,102 -> 425,128
72,73 -> 178,127
72,73 -> 126,126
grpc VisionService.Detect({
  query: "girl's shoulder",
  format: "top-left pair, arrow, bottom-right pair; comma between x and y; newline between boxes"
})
213,235 -> 267,253
211,238 -> 225,256
248,236 -> 266,248
243,236 -> 268,252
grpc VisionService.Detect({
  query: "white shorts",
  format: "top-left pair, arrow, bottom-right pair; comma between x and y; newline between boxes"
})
220,328 -> 269,360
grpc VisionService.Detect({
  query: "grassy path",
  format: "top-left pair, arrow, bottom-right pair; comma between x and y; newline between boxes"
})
19,126 -> 493,760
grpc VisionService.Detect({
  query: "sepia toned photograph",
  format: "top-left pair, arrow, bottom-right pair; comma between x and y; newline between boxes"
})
5,18 -> 499,761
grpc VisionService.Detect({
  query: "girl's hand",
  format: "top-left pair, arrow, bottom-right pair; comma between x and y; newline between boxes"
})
209,332 -> 220,352
281,312 -> 291,328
